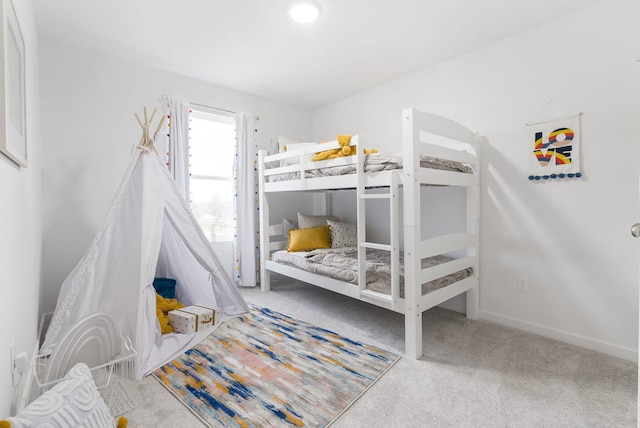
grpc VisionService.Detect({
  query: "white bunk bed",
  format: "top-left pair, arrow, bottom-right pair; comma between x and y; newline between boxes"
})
258,108 -> 481,359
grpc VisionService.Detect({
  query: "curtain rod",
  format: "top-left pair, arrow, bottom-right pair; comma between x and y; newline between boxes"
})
162,95 -> 259,120
191,101 -> 235,115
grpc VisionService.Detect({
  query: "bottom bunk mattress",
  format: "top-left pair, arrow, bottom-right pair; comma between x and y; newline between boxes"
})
271,248 -> 472,297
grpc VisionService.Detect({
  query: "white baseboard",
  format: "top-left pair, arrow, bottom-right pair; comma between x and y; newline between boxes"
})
480,310 -> 637,362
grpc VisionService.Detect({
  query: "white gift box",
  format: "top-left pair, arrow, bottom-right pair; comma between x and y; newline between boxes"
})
168,305 -> 215,334
168,309 -> 196,334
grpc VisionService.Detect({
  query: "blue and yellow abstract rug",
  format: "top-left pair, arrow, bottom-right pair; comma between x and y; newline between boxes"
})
153,305 -> 399,427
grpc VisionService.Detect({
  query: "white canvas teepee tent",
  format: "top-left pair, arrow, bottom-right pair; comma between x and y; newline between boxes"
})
41,108 -> 249,378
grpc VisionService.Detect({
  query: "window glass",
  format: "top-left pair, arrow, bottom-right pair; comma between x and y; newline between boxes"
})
189,109 -> 235,242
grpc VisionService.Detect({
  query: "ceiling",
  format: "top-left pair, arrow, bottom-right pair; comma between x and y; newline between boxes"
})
33,0 -> 603,109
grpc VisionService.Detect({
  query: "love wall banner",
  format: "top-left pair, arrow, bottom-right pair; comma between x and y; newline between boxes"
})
527,114 -> 582,181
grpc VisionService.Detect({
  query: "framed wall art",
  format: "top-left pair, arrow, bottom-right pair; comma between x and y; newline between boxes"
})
0,0 -> 26,167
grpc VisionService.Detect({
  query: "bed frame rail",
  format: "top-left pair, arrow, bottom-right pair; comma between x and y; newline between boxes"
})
418,139 -> 477,166
420,233 -> 476,258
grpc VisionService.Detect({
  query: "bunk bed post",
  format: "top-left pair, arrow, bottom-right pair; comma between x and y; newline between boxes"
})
355,135 -> 367,295
402,108 -> 423,359
466,134 -> 481,319
390,170 -> 400,310
258,150 -> 271,292
313,190 -> 331,216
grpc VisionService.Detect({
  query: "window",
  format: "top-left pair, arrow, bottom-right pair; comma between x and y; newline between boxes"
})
188,108 -> 236,242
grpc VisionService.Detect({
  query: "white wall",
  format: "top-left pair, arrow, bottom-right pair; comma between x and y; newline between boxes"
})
39,40 -> 313,315
0,0 -> 41,416
313,0 -> 640,360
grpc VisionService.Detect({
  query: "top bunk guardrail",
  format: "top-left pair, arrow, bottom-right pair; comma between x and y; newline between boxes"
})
261,136 -> 361,174
259,111 -> 480,192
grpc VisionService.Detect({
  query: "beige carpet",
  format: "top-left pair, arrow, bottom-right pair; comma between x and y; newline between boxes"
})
125,276 -> 637,427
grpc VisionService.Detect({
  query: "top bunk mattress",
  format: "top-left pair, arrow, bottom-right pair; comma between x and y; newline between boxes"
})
266,152 -> 473,183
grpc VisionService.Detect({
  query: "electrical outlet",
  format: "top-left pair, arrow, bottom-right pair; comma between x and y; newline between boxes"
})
14,352 -> 28,374
518,276 -> 529,292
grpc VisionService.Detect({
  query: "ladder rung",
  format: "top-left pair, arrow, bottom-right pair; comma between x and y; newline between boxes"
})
361,289 -> 392,302
359,193 -> 391,199
360,242 -> 392,251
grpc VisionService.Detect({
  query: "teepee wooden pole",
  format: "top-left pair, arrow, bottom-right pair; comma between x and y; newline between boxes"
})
136,106 -> 165,153
148,108 -> 157,127
152,115 -> 166,141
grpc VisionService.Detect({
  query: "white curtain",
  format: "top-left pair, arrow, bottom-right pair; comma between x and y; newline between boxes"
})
167,96 -> 191,200
233,113 -> 259,287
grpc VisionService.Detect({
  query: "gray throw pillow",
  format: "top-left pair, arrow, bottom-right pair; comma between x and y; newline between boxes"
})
297,212 -> 341,229
283,218 -> 298,247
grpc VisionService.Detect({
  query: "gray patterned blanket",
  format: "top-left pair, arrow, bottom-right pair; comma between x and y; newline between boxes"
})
272,247 -> 472,297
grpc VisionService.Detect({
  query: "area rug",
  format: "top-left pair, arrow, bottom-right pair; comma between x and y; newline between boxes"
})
153,305 -> 399,427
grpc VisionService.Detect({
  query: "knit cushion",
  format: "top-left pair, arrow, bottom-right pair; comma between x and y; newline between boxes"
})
5,363 -> 116,428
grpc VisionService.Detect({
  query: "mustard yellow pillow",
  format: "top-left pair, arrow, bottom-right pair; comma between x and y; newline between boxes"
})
287,226 -> 331,252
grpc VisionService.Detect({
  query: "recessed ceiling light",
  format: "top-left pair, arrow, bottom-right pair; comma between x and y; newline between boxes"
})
289,0 -> 321,23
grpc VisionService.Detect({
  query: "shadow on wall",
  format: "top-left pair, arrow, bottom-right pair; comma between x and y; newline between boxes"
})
482,140 -> 626,338
41,156 -> 96,316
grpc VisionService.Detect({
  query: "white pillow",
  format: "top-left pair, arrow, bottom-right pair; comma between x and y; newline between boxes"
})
297,212 -> 341,229
278,136 -> 316,166
327,220 -> 358,248
7,363 -> 116,428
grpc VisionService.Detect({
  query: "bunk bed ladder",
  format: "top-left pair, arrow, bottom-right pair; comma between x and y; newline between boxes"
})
357,164 -> 400,311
